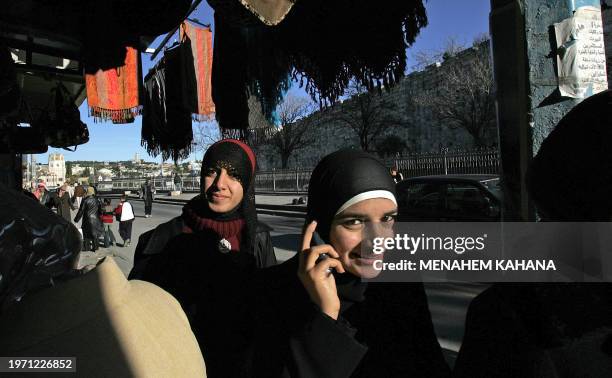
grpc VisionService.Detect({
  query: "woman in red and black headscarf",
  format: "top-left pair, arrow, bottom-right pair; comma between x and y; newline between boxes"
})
129,139 -> 275,377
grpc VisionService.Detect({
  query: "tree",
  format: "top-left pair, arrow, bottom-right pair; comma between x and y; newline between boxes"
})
412,38 -> 495,147
412,36 -> 466,71
82,167 -> 91,178
376,135 -> 407,158
269,96 -> 317,168
331,81 -> 404,152
192,120 -> 222,159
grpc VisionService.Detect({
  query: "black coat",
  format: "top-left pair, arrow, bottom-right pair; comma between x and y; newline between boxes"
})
74,195 -> 103,239
243,256 -> 450,378
141,182 -> 154,202
129,216 -> 276,279
128,216 -> 276,378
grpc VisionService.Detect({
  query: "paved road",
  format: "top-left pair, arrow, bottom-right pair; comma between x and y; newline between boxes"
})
75,200 -> 486,363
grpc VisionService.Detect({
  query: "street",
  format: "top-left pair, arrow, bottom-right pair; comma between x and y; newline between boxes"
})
75,199 -> 486,362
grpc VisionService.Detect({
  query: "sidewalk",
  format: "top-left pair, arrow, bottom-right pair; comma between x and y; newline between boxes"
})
146,192 -> 307,206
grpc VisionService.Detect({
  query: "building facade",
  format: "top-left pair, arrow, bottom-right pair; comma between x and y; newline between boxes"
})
47,153 -> 66,184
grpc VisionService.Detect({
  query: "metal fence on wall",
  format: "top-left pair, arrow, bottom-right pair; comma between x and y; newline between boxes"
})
388,148 -> 500,177
109,176 -> 201,192
255,168 -> 312,192
255,148 -> 500,192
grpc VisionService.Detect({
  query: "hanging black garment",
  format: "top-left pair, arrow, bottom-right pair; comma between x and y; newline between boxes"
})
208,0 -> 428,135
141,39 -> 197,162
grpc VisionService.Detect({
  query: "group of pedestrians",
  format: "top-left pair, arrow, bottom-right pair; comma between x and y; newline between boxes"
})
24,181 -> 136,251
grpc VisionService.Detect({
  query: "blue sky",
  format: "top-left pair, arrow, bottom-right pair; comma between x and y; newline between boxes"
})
40,0 -> 491,164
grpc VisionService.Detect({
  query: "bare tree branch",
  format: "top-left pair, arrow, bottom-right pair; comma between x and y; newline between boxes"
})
262,95 -> 318,168
328,80 -> 403,152
411,38 -> 495,147
192,121 -> 222,158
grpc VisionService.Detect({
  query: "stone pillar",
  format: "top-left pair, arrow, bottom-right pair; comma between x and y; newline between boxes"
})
490,0 -> 591,220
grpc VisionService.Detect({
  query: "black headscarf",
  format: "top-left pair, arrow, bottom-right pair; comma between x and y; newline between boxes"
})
192,139 -> 258,252
306,149 -> 397,308
306,149 -> 397,243
201,139 -> 256,194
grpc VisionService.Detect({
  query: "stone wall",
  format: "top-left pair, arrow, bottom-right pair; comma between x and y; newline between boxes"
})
255,42 -> 499,170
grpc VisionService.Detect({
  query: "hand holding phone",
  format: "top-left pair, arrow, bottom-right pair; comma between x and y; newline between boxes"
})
312,231 -> 333,274
298,221 -> 345,320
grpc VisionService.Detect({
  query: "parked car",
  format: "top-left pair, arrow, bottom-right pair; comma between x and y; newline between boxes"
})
396,174 -> 501,221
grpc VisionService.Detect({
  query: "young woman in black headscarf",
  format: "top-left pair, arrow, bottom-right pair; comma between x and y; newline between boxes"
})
129,139 -> 276,377
244,149 -> 450,377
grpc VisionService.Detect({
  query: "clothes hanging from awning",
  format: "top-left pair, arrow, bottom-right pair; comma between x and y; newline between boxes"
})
85,46 -> 141,124
141,40 -> 196,162
211,12 -> 292,134
207,0 -> 428,137
180,22 -> 216,122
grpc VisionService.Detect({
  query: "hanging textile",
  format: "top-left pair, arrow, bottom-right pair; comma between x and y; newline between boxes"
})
208,0 -> 295,26
180,22 -> 216,122
85,46 -> 141,124
141,41 -> 196,162
211,13 -> 292,134
207,0 -> 428,136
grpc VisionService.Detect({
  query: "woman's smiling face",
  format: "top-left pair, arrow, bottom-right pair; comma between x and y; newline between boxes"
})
329,198 -> 397,278
203,167 -> 244,213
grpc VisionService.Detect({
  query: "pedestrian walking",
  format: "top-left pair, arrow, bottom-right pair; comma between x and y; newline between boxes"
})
114,195 -> 135,247
74,187 -> 103,252
33,182 -> 53,208
72,184 -> 85,210
54,184 -> 76,223
141,179 -> 154,218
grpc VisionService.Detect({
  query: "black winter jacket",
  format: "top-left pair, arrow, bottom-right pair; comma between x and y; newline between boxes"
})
74,195 -> 103,239
243,256 -> 451,378
128,216 -> 276,377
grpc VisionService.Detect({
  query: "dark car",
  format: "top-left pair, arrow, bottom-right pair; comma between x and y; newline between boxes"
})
396,174 -> 502,221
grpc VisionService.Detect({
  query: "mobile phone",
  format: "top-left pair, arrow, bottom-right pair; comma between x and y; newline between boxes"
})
312,231 -> 334,274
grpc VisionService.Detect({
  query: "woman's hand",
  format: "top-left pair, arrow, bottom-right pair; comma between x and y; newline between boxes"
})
298,221 -> 345,320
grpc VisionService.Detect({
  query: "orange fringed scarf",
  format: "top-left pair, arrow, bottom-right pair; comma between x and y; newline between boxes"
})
180,22 -> 215,122
85,47 -> 141,124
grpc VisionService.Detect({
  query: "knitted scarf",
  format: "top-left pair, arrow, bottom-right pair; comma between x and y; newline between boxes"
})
182,201 -> 245,253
